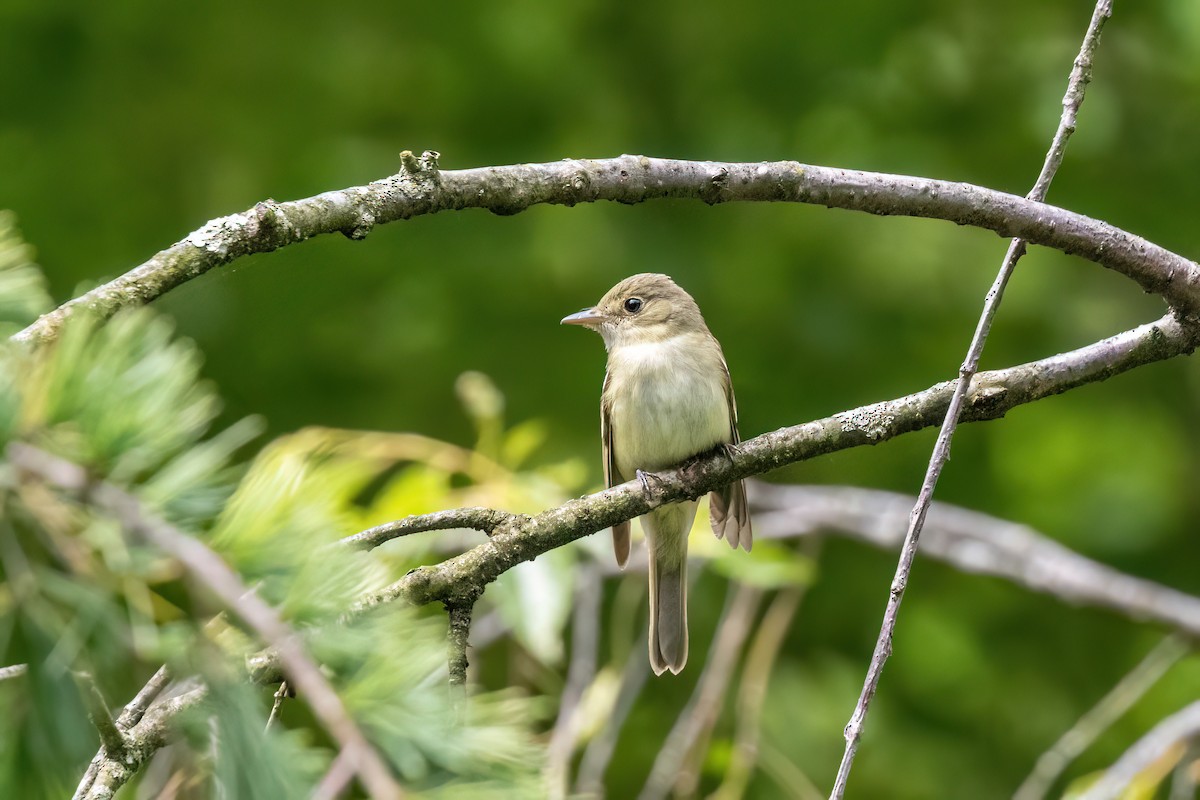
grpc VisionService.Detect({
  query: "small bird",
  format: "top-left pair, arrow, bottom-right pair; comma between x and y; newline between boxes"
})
562,273 -> 752,675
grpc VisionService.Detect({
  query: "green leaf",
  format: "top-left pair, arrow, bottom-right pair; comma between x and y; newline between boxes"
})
708,540 -> 816,589
0,211 -> 52,334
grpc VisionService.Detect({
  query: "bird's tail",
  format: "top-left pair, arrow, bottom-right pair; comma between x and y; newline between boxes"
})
645,503 -> 695,675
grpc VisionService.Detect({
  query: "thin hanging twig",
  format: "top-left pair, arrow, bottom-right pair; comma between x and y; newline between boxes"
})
830,2 -> 1115,796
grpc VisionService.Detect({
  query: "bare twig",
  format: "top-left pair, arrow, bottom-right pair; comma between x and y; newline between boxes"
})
342,507 -> 520,550
73,671 -> 128,758
265,681 -> 290,731
9,445 -> 404,800
547,565 -> 602,799
75,664 -> 173,799
115,665 -> 172,730
750,484 -> 1200,639
84,685 -> 207,800
1013,634 -> 1191,800
759,742 -> 826,800
0,664 -> 27,681
713,581 -> 811,800
1078,701 -> 1200,800
830,3 -> 1114,796
638,583 -> 764,800
13,146 -> 1200,349
574,636 -> 653,796
312,747 -> 358,800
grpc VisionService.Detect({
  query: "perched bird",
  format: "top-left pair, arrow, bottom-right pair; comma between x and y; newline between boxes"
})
562,273 -> 752,675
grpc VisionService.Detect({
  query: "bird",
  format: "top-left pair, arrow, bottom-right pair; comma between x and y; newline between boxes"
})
562,273 -> 752,675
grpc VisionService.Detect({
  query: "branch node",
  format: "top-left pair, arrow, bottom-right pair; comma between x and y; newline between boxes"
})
399,149 -> 422,174
420,149 -> 442,176
73,671 -> 128,758
445,601 -> 476,690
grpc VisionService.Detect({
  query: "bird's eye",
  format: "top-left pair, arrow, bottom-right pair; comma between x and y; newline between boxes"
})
624,298 -> 643,313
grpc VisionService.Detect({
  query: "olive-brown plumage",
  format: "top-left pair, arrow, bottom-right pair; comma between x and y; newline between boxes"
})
562,273 -> 752,675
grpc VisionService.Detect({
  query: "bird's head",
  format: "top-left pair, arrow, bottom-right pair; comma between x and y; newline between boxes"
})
560,273 -> 707,350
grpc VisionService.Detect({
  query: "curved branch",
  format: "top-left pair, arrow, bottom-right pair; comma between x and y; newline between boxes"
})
13,154 -> 1200,347
356,312 -> 1200,611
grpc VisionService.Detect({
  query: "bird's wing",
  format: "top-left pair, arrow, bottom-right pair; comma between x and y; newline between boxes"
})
708,352 -> 753,551
602,369 -> 632,567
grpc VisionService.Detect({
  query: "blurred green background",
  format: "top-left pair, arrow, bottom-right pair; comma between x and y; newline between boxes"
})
3,1 -> 1199,797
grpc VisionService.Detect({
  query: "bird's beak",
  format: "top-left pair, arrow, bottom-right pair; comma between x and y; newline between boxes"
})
561,307 -> 603,327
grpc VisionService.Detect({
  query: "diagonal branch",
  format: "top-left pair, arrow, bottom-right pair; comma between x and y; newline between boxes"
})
353,312 -> 1199,613
12,149 -> 1200,348
831,4 -> 1115,794
1078,701 -> 1200,800
1013,634 -> 1190,800
8,444 -> 405,800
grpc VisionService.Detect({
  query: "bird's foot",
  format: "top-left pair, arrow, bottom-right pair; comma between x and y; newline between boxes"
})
636,468 -> 666,498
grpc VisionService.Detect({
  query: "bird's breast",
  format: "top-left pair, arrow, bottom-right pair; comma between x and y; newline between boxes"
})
606,335 -> 731,475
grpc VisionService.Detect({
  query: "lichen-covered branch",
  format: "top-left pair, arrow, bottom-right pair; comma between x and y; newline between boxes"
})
84,686 -> 207,800
27,310 -> 1200,795
343,507 -> 521,550
355,311 -> 1199,612
12,150 -> 1200,347
446,602 -> 475,690
72,671 -> 127,759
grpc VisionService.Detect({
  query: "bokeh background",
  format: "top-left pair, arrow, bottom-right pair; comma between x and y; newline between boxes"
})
3,1 -> 1199,797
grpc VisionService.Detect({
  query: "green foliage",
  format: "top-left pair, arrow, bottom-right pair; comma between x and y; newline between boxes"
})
0,212 -> 51,335
5,4 -> 1200,796
0,224 -> 546,798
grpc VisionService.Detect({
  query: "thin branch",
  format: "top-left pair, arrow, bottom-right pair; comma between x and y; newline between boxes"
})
355,312 -> 1199,614
115,665 -> 172,730
1014,634 -> 1191,800
73,666 -> 172,800
1078,701 -> 1200,800
830,3 -> 1113,795
73,671 -> 128,758
85,685 -> 207,800
573,635 -> 652,796
265,681 -> 290,732
546,564 -> 602,800
750,484 -> 1200,639
0,664 -> 27,680
713,581 -> 811,800
341,507 -> 520,550
312,747 -> 358,800
638,583 -> 763,800
13,146 -> 1200,349
9,445 -> 404,800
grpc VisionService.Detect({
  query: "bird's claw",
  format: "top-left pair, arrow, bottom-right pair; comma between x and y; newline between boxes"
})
636,469 -> 663,498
